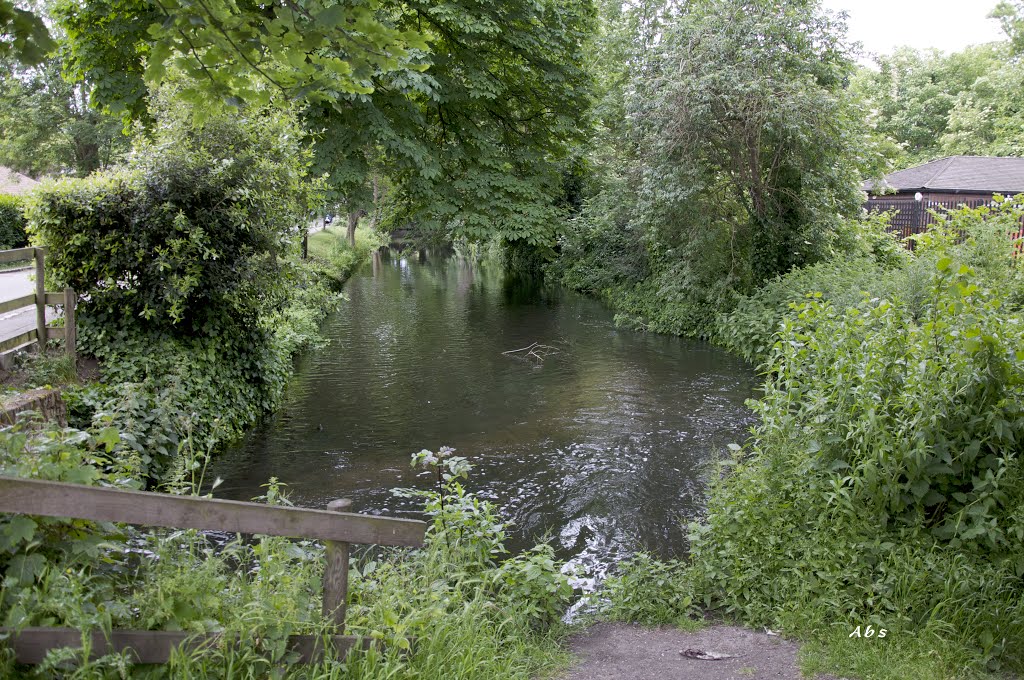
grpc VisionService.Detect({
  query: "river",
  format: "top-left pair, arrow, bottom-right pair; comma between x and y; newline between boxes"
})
212,252 -> 756,582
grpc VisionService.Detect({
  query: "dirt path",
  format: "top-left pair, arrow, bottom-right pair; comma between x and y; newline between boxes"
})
561,623 -> 838,680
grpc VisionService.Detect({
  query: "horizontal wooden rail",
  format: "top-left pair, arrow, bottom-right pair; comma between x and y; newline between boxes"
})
0,477 -> 426,546
0,627 -> 371,665
0,329 -> 35,353
0,293 -> 35,315
0,247 -> 38,265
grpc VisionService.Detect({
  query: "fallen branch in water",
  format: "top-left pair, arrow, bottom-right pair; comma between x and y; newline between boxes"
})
502,341 -> 560,362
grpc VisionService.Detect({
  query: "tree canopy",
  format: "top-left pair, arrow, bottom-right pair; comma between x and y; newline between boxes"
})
0,54 -> 127,177
47,0 -> 593,246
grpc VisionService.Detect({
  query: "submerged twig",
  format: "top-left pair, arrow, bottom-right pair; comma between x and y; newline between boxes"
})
502,341 -> 560,362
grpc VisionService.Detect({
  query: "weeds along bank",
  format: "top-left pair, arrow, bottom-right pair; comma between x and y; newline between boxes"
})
561,202 -> 1024,676
0,430 -> 572,678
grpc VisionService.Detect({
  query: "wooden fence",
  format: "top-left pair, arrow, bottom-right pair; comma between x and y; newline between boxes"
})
865,197 -> 1024,247
0,247 -> 76,365
0,476 -> 427,665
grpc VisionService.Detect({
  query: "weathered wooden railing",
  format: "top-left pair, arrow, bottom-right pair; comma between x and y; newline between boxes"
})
0,247 -> 76,365
0,476 -> 426,664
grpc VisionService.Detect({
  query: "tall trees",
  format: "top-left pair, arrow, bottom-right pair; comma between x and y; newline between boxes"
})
51,0 -> 594,247
0,55 -> 127,177
556,0 -> 876,337
853,44 -> 1009,165
638,0 -> 867,284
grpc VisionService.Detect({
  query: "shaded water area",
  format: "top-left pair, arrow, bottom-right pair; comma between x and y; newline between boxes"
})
213,253 -> 756,581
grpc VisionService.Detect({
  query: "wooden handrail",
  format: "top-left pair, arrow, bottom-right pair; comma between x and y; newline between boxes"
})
0,628 -> 371,665
0,477 -> 425,546
0,476 -> 426,665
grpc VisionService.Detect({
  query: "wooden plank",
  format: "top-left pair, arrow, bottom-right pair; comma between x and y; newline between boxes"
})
0,247 -> 37,265
322,499 -> 353,632
44,292 -> 64,305
34,249 -> 45,350
46,326 -> 65,339
0,627 -> 369,665
64,288 -> 76,366
0,329 -> 36,353
0,293 -> 36,315
0,477 -> 426,547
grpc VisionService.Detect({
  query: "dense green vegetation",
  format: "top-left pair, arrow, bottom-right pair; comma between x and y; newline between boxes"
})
3,0 -> 1024,676
599,203 -> 1024,676
0,435 -> 573,678
23,95 -> 339,478
0,53 -> 126,178
543,1 -> 1024,677
551,0 -> 889,337
0,194 -> 27,249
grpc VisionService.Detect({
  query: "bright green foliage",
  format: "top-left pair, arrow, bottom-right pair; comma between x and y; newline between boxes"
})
53,0 -> 428,120
0,194 -> 27,249
684,215 -> 1024,673
26,97 -> 315,333
0,438 -> 573,678
24,99 -> 341,476
554,0 -> 878,338
852,39 -> 1024,163
297,0 -> 595,247
992,0 -> 1024,55
593,204 -> 1024,675
397,448 -> 574,630
58,252 -> 347,478
716,211 -> 909,362
0,0 -> 53,64
853,45 -> 1005,165
53,0 -> 594,248
597,552 -> 696,627
0,55 -> 128,178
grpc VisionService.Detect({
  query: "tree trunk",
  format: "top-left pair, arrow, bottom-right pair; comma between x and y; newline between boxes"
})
346,211 -> 359,247
370,175 -> 380,231
346,209 -> 367,247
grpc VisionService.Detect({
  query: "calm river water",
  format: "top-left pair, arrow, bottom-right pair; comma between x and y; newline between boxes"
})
212,253 -> 756,581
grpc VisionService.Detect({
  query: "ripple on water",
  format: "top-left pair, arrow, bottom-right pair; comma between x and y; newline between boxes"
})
211,254 -> 755,581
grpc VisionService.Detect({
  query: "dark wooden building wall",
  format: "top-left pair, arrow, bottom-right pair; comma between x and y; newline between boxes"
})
864,192 -> 1009,244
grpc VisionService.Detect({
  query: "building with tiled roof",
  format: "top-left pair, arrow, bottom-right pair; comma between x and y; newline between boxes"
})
864,156 -> 1024,200
0,167 -> 39,196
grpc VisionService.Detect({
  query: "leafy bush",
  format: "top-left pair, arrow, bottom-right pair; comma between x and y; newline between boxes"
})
687,251 -> 1024,672
0,194 -> 28,249
597,552 -> 697,627
714,257 -> 888,363
20,99 -> 352,478
581,204 -> 1024,675
25,98 -> 318,335
60,255 -> 346,479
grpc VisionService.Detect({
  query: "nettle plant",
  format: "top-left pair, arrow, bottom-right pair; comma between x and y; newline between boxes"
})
398,446 -> 504,565
394,448 -> 573,628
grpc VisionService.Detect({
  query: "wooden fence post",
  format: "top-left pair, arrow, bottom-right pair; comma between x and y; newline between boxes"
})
322,498 -> 353,633
34,248 -> 45,352
63,287 -> 76,368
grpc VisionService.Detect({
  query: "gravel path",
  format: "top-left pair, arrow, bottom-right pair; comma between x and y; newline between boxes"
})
561,623 -> 838,680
